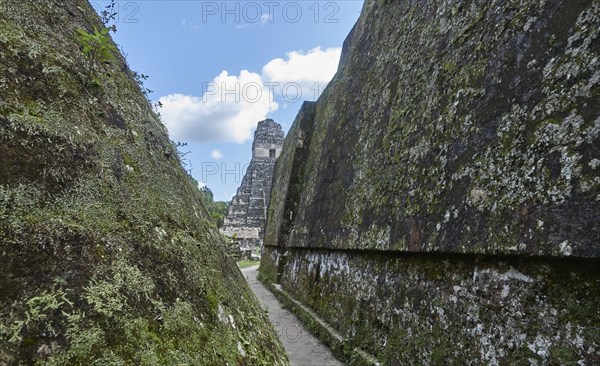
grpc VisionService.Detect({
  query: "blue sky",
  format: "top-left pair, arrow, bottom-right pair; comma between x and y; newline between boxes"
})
93,0 -> 364,201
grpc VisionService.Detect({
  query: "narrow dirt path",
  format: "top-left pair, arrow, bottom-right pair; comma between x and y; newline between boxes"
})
241,266 -> 344,366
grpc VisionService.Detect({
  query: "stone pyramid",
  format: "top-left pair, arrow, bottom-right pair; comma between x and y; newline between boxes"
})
221,119 -> 284,249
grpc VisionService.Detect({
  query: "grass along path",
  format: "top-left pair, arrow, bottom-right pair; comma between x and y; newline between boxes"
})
237,260 -> 260,269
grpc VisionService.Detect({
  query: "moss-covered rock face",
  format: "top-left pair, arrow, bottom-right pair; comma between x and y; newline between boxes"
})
263,0 -> 599,364
0,0 -> 287,364
288,0 -> 600,257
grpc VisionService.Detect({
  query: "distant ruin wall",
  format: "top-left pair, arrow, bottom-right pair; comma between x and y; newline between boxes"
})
262,0 -> 600,364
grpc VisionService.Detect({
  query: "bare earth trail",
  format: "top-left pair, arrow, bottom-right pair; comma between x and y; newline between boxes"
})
241,266 -> 344,366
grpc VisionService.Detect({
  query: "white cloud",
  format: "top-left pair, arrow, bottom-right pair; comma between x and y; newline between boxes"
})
182,18 -> 201,31
262,47 -> 341,103
260,13 -> 271,25
235,13 -> 271,29
262,47 -> 341,85
210,149 -> 223,159
198,181 -> 207,189
159,70 -> 278,143
159,47 -> 341,144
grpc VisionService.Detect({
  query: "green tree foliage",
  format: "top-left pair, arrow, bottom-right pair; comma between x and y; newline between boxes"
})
188,174 -> 229,228
198,186 -> 229,228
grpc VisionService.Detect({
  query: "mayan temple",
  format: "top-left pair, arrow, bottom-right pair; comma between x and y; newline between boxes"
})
221,119 -> 284,252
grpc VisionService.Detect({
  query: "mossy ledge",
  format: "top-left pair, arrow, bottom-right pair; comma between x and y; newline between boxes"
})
257,272 -> 379,366
0,0 -> 287,364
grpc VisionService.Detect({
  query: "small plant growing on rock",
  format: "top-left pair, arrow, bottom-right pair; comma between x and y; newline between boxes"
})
76,26 -> 117,86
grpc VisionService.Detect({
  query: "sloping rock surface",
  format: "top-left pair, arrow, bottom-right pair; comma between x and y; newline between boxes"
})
0,1 -> 287,364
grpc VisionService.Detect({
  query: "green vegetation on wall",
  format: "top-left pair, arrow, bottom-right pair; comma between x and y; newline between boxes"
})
0,0 -> 287,364
75,26 -> 116,86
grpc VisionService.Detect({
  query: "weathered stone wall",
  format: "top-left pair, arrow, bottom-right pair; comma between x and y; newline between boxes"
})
263,248 -> 599,365
262,0 -> 600,364
222,119 -> 284,246
263,102 -> 317,280
0,1 -> 287,364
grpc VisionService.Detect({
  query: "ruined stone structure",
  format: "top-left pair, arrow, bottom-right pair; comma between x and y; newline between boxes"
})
221,119 -> 284,250
0,1 -> 287,364
261,1 -> 600,365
